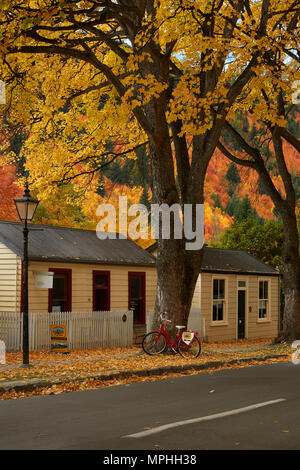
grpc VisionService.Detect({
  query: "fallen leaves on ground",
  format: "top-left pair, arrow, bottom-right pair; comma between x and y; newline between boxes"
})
0,337 -> 292,400
3,346 -> 141,365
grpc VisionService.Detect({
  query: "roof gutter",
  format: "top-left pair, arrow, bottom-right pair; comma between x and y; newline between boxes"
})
28,257 -> 156,268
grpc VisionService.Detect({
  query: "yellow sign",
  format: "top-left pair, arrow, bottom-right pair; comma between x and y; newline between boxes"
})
50,324 -> 69,353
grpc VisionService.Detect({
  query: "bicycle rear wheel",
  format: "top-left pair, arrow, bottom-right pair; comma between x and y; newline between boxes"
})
142,331 -> 167,355
178,335 -> 201,358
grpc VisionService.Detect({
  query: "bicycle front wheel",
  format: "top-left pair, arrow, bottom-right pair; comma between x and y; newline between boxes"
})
142,331 -> 167,355
178,335 -> 201,358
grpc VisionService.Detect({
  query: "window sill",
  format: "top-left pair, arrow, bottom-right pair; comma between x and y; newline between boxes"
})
257,318 -> 271,323
209,321 -> 229,327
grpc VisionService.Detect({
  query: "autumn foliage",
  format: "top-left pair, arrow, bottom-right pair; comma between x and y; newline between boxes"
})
0,165 -> 22,221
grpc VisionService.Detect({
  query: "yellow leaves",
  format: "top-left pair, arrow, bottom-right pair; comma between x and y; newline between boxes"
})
126,52 -> 154,72
122,73 -> 168,111
166,75 -> 219,135
0,0 -> 298,222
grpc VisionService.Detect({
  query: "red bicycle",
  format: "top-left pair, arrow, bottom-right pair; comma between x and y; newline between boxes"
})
142,313 -> 201,358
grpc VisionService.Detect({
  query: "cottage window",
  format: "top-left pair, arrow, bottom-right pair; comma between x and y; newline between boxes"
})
212,279 -> 226,322
259,280 -> 269,319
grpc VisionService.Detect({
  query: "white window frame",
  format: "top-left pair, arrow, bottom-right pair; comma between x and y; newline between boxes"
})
211,276 -> 228,325
258,278 -> 271,322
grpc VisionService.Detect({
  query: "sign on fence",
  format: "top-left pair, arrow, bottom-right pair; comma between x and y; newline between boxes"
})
50,324 -> 69,353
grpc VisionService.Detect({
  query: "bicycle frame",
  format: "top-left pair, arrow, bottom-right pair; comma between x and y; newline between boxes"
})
154,322 -> 199,351
142,314 -> 201,358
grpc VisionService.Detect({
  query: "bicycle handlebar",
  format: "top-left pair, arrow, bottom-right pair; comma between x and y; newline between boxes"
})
160,312 -> 172,323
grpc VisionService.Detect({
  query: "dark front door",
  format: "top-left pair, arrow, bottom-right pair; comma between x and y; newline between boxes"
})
49,269 -> 72,312
238,290 -> 246,339
93,271 -> 110,311
128,272 -> 145,325
94,289 -> 109,311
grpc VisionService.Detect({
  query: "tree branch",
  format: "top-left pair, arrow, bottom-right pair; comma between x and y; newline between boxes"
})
217,141 -> 256,168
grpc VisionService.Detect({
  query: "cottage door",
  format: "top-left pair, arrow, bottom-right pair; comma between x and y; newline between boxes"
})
238,290 -> 246,339
93,271 -> 110,311
49,269 -> 72,312
128,272 -> 145,325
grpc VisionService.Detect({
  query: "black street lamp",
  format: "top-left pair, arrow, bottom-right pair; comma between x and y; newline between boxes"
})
14,184 -> 39,366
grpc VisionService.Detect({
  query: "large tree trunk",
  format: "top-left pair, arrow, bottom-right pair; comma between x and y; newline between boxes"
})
278,213 -> 300,341
147,127 -> 204,339
152,238 -> 202,340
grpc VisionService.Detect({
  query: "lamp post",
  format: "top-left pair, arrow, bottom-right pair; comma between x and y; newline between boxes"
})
14,184 -> 39,366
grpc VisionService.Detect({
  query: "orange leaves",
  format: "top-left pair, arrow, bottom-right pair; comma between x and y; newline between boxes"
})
0,339 -> 291,400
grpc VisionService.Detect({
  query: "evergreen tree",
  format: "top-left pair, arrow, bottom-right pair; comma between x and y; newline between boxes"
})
235,195 -> 254,220
226,162 -> 241,186
226,194 -> 263,223
242,116 -> 249,133
139,185 -> 151,211
211,193 -> 223,210
228,184 -> 235,197
135,144 -> 150,187
291,172 -> 300,201
225,194 -> 240,217
250,122 -> 258,142
287,109 -> 300,137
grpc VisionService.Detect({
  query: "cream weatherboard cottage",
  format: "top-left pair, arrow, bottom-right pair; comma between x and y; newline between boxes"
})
147,243 -> 280,342
0,221 -> 157,343
0,221 -> 280,344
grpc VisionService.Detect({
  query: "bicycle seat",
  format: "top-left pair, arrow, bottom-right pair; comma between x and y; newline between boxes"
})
176,325 -> 186,330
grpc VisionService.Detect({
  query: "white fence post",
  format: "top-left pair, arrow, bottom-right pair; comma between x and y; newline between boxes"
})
0,312 -> 22,352
0,340 -> 5,364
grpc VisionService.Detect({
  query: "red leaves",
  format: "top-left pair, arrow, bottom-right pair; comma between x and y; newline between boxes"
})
0,165 -> 23,221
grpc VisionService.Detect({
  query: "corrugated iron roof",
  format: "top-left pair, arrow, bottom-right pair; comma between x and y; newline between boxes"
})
201,246 -> 279,275
0,221 -> 156,267
147,242 -> 279,275
0,222 -> 280,275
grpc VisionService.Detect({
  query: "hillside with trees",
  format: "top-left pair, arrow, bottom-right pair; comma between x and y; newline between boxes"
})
1,111 -> 299,241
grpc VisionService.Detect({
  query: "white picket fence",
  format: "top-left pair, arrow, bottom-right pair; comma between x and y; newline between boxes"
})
0,310 -> 133,352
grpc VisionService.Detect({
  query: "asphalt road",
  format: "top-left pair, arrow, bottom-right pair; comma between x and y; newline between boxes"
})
0,362 -> 300,450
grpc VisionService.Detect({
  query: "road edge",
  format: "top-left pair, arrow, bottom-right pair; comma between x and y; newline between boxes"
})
0,353 -> 289,395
